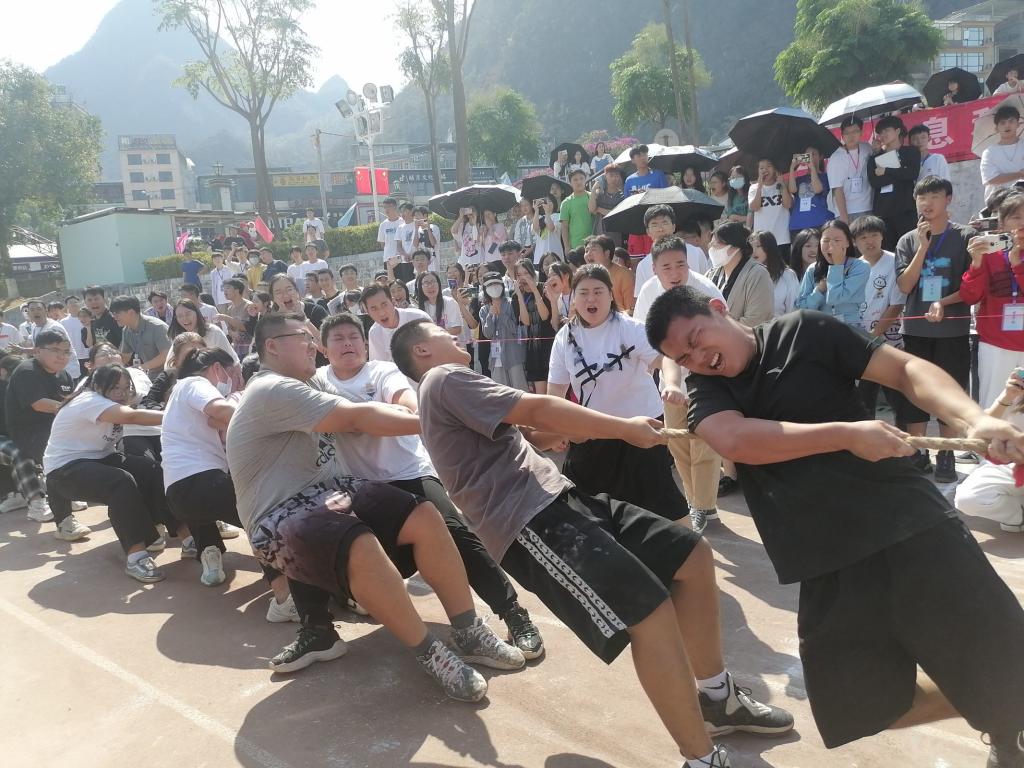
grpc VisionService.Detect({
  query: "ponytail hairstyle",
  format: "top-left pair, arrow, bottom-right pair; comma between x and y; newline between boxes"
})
177,347 -> 235,380
711,221 -> 755,260
60,364 -> 134,411
169,332 -> 206,369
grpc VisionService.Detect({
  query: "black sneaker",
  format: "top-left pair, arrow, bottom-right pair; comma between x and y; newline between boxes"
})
503,603 -> 544,660
681,744 -> 731,767
987,731 -> 1024,768
956,450 -> 981,464
699,673 -> 794,737
690,509 -> 719,535
934,450 -> 959,484
268,622 -> 347,673
911,449 -> 933,474
718,476 -> 740,496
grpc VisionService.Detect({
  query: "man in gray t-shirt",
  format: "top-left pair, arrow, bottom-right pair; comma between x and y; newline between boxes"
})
225,311 -> 525,696
110,295 -> 171,380
392,318 -> 793,762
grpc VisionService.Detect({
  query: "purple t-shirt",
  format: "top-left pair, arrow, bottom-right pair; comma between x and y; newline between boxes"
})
417,364 -> 572,559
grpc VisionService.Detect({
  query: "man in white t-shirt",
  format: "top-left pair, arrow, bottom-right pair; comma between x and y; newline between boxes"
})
404,250 -> 433,296
980,104 -> 1024,201
395,202 -> 417,261
17,300 -> 80,380
286,246 -> 305,282
312,313 -> 544,658
632,236 -> 726,535
827,116 -> 874,224
908,124 -> 950,183
302,208 -> 325,240
749,158 -> 793,249
363,283 -> 430,362
376,197 -> 402,264
631,204 -> 686,297
180,284 -> 218,323
208,251 -> 236,306
299,243 -> 328,279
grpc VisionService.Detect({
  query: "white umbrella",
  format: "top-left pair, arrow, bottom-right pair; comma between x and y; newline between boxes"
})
972,94 -> 1024,155
613,143 -> 666,165
818,81 -> 924,126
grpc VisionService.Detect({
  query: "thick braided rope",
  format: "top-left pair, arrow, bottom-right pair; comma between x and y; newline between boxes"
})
659,428 -> 989,454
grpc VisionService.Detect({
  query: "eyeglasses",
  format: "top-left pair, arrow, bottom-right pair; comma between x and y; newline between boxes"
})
269,330 -> 316,343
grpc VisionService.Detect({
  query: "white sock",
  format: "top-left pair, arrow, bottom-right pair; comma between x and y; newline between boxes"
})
697,669 -> 730,701
686,749 -> 718,767
127,550 -> 149,565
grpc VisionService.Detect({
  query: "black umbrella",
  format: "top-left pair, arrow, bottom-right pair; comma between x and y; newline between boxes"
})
714,147 -> 759,179
549,142 -> 591,167
520,174 -> 572,203
427,191 -> 455,218
924,67 -> 982,107
602,187 -> 725,236
443,184 -> 520,215
729,107 -> 841,172
649,145 -> 720,173
987,54 -> 1024,94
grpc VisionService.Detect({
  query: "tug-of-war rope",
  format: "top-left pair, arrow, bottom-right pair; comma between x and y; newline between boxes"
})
659,427 -> 989,454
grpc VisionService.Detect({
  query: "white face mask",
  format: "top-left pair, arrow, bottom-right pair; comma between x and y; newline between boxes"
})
215,376 -> 231,397
709,245 -> 735,268
485,285 -> 503,299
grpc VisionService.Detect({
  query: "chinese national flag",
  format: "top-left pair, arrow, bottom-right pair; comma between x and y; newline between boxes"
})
254,215 -> 274,243
355,167 -> 390,195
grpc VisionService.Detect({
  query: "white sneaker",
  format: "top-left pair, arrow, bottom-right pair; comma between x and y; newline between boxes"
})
27,497 -> 53,522
146,536 -> 167,553
1,493 -> 27,514
54,515 -> 91,541
266,593 -> 300,623
216,520 -> 241,539
199,545 -> 225,586
70,500 -> 88,512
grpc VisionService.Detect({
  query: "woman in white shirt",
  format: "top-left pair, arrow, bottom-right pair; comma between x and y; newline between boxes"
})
546,264 -> 688,521
414,272 -> 463,337
481,208 -> 508,266
451,206 -> 483,267
43,364 -> 167,583
532,193 -> 564,261
568,149 -> 591,178
162,348 -> 253,587
750,230 -> 800,317
166,299 -> 239,371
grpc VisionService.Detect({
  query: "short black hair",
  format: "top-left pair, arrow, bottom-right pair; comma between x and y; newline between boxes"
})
83,285 -> 106,298
569,168 -> 587,180
650,235 -> 689,262
583,234 -> 615,254
254,311 -> 307,357
63,296 -> 80,304
223,278 -> 245,294
180,283 -> 201,297
240,353 -> 261,383
339,263 -> 358,275
390,318 -> 434,382
317,268 -> 334,279
399,201 -> 414,211
849,215 -> 887,238
995,105 -> 1021,123
35,330 -> 68,349
289,246 -> 302,255
382,197 -> 397,207
875,115 -> 905,134
498,240 -> 523,253
628,144 -> 649,158
411,248 -> 430,260
644,204 -> 676,227
907,124 -> 930,140
320,312 -> 366,345
47,301 -> 64,311
645,286 -> 714,352
148,291 -> 168,302
839,116 -> 864,131
361,283 -> 389,304
109,295 -> 141,314
414,205 -> 429,216
914,175 -> 953,198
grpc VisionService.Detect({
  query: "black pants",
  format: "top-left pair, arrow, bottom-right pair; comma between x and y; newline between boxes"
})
46,453 -> 166,553
880,211 -> 918,252
389,476 -> 517,616
124,435 -> 162,463
857,380 -> 907,429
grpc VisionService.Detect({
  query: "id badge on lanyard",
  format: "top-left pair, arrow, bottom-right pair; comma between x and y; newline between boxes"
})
1003,252 -> 1024,331
920,227 -> 950,303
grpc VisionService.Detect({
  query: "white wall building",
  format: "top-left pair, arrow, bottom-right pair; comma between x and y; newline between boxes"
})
118,134 -> 196,209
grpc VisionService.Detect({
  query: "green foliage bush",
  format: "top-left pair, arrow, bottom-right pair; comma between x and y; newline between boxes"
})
142,251 -> 212,281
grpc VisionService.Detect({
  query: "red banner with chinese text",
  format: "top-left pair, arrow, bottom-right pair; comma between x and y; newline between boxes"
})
829,95 -> 1002,163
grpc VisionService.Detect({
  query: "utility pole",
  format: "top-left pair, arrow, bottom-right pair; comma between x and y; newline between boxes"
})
681,0 -> 700,144
314,129 -> 328,219
662,0 -> 690,142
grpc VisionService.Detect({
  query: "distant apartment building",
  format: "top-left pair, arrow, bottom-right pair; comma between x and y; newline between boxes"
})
933,1 -> 1024,77
118,134 -> 196,209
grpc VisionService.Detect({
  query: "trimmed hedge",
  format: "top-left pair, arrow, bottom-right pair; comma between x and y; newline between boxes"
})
143,252 -> 213,281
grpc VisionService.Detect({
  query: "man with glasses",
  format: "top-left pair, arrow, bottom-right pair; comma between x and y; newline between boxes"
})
226,312 -> 525,693
4,331 -> 89,537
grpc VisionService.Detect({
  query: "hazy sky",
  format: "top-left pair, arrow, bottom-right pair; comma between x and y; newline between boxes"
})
2,0 -> 407,91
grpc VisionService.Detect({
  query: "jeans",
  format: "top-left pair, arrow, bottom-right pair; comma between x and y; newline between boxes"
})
46,453 -> 167,553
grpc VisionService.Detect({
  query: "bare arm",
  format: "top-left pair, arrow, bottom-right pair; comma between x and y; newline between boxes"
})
30,398 -> 63,414
314,400 -> 420,436
503,393 -> 664,448
392,388 -> 418,414
203,399 -> 236,431
870,304 -> 904,338
142,348 -> 169,373
833,187 -> 849,223
97,405 -> 163,426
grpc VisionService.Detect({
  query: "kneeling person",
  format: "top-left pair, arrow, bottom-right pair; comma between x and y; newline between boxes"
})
312,313 -> 543,658
225,312 -> 524,701
391,319 -> 793,768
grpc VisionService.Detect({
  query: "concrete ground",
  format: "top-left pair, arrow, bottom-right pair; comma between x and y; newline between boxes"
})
0,460 -> 1018,768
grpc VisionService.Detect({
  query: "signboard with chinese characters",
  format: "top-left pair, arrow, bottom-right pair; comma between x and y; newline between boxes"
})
829,95 -> 1001,163
272,173 -> 320,187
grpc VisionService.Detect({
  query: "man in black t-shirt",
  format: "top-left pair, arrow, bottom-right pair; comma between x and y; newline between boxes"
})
646,288 -> 1024,765
83,285 -> 122,348
867,115 -> 922,250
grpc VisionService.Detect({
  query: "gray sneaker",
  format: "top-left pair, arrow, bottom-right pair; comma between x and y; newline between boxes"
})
54,515 -> 91,541
683,745 -> 731,767
180,535 -> 198,560
449,616 -> 526,670
417,638 -> 488,702
125,555 -> 165,584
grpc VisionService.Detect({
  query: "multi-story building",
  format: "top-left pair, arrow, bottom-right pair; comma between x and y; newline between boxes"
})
118,134 -> 196,209
933,1 -> 1024,78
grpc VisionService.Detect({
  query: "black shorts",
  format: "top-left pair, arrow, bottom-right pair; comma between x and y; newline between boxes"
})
500,488 -> 701,663
563,435 -> 688,520
249,478 -> 421,597
798,517 -> 1024,748
898,335 -> 970,425
166,468 -> 236,527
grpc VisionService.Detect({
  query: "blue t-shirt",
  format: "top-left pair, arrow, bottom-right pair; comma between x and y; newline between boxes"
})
624,170 -> 669,195
787,172 -> 834,230
181,259 -> 204,287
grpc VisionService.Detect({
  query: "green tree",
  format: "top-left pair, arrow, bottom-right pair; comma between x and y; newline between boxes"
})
610,23 -> 710,134
775,0 -> 942,111
0,62 -> 102,282
157,0 -> 318,225
396,1 -> 450,194
467,88 -> 541,177
433,0 -> 476,186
